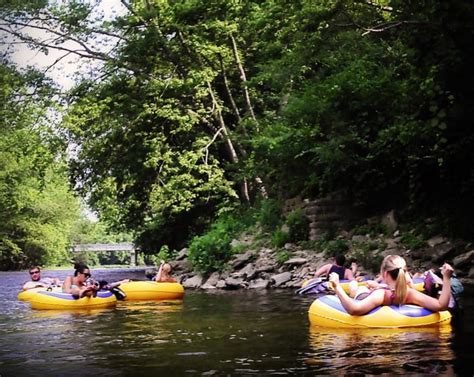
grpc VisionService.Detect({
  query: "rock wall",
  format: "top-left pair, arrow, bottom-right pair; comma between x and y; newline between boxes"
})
301,192 -> 356,240
167,236 -> 474,291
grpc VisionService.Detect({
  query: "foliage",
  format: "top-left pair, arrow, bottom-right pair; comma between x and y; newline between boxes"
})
353,223 -> 389,237
69,217 -> 133,245
285,209 -> 309,242
351,243 -> 384,274
276,250 -> 291,264
1,0 -> 474,271
257,199 -> 283,231
0,63 -> 82,270
399,233 -> 426,250
322,239 -> 349,258
271,230 -> 290,248
188,211 -> 252,273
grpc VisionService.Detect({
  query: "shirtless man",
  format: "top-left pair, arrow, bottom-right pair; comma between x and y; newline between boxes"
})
22,266 -> 61,290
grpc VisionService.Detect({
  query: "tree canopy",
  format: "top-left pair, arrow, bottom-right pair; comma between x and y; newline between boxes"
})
1,0 -> 473,266
0,63 -> 81,269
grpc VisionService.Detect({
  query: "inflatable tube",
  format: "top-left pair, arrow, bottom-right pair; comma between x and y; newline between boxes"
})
120,281 -> 185,301
28,290 -> 117,310
299,278 -> 368,295
300,276 -> 425,295
412,277 -> 425,291
18,287 -> 62,301
308,295 -> 451,328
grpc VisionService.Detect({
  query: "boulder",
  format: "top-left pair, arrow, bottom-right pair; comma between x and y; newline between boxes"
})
427,235 -> 447,248
175,248 -> 189,260
284,257 -> 307,266
231,251 -> 255,269
453,250 -> 474,270
201,272 -> 220,289
468,267 -> 474,279
352,235 -> 368,243
225,277 -> 246,289
270,271 -> 292,287
381,210 -> 398,233
234,263 -> 257,280
248,279 -> 270,289
201,282 -> 218,290
182,275 -> 204,288
171,259 -> 193,273
431,243 -> 457,263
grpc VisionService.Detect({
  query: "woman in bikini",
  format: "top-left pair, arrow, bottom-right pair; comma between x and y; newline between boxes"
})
314,254 -> 356,281
154,261 -> 176,283
329,254 -> 454,315
62,263 -> 97,298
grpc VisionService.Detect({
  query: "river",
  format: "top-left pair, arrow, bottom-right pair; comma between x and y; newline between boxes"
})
0,268 -> 473,376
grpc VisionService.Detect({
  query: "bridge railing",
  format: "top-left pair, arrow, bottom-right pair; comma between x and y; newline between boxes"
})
70,243 -> 137,266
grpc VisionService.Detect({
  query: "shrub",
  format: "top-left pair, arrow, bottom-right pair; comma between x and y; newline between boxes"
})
189,227 -> 232,272
188,211 -> 252,273
271,230 -> 290,248
353,223 -> 389,237
276,250 -> 291,264
257,199 -> 283,231
324,239 -> 349,257
285,209 -> 309,242
351,242 -> 384,273
400,233 -> 425,250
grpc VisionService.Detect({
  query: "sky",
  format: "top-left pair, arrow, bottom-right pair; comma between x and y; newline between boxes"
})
4,0 -> 127,90
1,1 -> 128,221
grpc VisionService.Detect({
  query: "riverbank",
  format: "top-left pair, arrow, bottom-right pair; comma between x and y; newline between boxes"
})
166,230 -> 474,290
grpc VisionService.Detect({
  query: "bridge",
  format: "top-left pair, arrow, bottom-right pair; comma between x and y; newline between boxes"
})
70,242 -> 137,266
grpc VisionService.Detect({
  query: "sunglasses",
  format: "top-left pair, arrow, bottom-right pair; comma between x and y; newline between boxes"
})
82,272 -> 91,278
29,270 -> 40,275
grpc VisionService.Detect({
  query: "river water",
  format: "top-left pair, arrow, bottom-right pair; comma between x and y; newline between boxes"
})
0,268 -> 473,376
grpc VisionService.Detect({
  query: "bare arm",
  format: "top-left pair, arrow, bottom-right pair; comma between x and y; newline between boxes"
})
154,262 -> 164,282
44,277 -> 61,286
344,268 -> 355,281
314,264 -> 331,277
62,276 -> 86,296
330,272 -> 384,315
23,281 -> 47,290
408,263 -> 453,311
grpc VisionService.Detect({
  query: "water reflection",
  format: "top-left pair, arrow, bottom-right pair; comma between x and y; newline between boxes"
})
117,300 -> 184,313
307,324 -> 455,375
1,270 -> 472,375
29,307 -> 114,319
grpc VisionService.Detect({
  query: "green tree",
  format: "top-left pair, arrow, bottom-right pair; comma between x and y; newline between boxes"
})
0,63 -> 81,269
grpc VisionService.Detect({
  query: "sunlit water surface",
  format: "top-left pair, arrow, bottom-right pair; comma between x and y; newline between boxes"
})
0,268 -> 473,376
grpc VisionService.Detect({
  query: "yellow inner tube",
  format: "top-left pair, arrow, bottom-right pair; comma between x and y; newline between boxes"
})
28,290 -> 117,310
120,281 -> 185,301
18,287 -> 62,301
308,295 -> 452,328
301,276 -> 425,294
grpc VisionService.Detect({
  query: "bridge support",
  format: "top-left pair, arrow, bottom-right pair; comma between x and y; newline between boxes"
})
130,248 -> 137,266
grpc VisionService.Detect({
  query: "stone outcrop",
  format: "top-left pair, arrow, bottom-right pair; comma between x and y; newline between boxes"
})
302,191 -> 356,241
169,229 -> 474,290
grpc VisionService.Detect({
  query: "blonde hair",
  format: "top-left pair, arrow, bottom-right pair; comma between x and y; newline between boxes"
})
380,255 -> 408,305
162,263 -> 172,273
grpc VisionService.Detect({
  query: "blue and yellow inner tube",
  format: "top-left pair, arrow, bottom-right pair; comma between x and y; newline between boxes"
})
308,295 -> 451,328
18,287 -> 62,301
28,290 -> 117,310
301,276 -> 424,295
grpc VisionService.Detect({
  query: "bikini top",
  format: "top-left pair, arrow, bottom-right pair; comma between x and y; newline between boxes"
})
382,287 -> 396,305
328,264 -> 346,280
